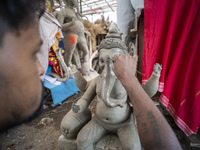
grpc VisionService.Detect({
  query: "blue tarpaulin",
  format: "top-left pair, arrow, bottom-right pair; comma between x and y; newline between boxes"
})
44,65 -> 79,107
44,79 -> 79,107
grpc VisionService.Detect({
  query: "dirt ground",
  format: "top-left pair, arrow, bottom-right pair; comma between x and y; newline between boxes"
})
0,91 -> 199,150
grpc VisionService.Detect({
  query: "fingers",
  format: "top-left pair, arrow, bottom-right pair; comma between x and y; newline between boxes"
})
114,53 -> 120,59
112,54 -> 138,71
114,53 -> 138,61
113,53 -> 125,60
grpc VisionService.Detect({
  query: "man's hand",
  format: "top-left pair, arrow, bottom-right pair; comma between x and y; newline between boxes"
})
112,54 -> 138,84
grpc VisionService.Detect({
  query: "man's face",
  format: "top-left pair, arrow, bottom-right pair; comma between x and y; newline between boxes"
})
0,19 -> 45,131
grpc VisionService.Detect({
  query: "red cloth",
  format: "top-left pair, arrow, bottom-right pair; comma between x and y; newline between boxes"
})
143,0 -> 200,136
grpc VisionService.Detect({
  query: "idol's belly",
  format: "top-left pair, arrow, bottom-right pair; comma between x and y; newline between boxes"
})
95,99 -> 131,124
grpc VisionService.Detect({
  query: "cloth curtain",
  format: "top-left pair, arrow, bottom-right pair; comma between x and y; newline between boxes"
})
143,0 -> 200,136
38,12 -> 63,81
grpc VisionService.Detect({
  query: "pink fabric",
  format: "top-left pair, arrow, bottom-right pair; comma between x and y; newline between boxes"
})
143,0 -> 200,136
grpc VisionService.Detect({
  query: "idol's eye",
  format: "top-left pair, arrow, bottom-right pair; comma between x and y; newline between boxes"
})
99,58 -> 104,64
108,57 -> 114,63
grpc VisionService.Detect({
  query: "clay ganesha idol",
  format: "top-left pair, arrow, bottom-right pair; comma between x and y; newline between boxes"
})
58,23 -> 162,150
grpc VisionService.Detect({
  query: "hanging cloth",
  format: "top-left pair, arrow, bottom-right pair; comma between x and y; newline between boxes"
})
143,0 -> 200,136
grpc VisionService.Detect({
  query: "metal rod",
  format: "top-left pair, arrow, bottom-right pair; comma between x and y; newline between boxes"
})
81,0 -> 96,13
80,0 -> 82,14
104,0 -> 114,11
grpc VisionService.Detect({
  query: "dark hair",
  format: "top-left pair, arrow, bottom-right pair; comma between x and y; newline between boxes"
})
0,0 -> 45,46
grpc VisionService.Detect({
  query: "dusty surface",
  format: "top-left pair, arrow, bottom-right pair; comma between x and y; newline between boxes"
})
0,91 -> 84,150
0,92 -> 199,150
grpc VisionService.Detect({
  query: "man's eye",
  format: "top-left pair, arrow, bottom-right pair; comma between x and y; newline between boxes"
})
32,51 -> 39,61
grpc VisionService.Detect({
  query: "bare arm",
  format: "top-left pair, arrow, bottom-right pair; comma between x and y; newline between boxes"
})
112,54 -> 182,150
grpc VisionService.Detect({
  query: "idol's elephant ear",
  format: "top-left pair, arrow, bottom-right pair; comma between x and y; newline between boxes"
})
91,51 -> 103,74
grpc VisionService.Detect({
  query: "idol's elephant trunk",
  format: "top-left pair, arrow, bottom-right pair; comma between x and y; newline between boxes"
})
101,59 -> 125,108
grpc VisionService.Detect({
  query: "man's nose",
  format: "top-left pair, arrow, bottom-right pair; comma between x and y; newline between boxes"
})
36,59 -> 45,76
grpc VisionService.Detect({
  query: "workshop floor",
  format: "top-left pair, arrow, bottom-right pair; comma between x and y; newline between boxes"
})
0,92 -> 199,150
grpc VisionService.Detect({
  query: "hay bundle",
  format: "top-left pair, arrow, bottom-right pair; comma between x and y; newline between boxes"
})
83,19 -> 107,52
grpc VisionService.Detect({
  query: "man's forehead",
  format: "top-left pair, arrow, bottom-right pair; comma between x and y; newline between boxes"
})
1,21 -> 40,51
